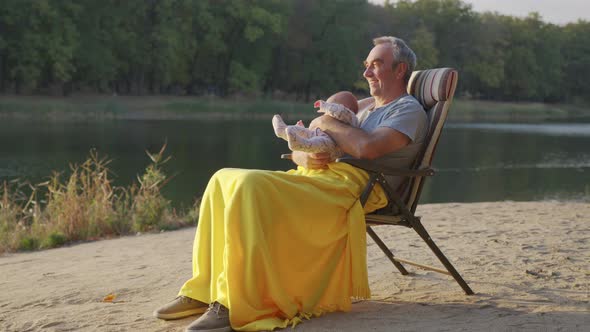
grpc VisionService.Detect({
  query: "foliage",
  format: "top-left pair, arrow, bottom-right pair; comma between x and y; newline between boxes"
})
0,0 -> 589,102
0,146 -> 193,254
132,143 -> 173,231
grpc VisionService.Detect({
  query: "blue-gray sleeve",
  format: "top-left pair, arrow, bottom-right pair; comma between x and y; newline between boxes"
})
377,102 -> 427,142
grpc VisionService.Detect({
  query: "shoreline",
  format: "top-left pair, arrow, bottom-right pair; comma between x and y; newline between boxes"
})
1,201 -> 588,331
1,96 -> 589,123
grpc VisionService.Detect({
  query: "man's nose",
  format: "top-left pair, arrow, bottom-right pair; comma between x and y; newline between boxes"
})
363,67 -> 372,78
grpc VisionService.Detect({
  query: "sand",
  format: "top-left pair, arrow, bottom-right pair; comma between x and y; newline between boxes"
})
1,201 -> 588,331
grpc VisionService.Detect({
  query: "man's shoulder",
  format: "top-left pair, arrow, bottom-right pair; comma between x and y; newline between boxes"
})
381,94 -> 425,116
389,94 -> 423,110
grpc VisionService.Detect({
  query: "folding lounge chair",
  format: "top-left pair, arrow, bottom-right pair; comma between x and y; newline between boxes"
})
281,68 -> 473,294
340,67 -> 474,295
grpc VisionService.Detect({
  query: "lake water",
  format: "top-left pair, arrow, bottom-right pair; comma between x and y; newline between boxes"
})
1,119 -> 589,207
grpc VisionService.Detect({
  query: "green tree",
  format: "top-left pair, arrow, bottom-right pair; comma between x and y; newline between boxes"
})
0,0 -> 587,103
0,0 -> 80,94
410,24 -> 439,70
281,0 -> 369,101
388,0 -> 480,96
562,20 -> 590,102
461,13 -> 507,99
202,0 -> 284,96
533,22 -> 564,102
501,14 -> 543,100
73,0 -> 126,92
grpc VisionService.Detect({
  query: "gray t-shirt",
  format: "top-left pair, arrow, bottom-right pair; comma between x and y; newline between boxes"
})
345,94 -> 428,190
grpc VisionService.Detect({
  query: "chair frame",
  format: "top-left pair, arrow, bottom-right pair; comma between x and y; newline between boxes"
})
340,67 -> 474,295
340,159 -> 474,295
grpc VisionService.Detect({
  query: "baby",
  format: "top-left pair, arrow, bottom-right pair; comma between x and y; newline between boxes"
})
272,91 -> 359,160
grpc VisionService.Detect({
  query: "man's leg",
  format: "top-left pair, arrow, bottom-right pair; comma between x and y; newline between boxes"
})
153,296 -> 208,320
158,166 -> 385,331
154,169 -> 232,321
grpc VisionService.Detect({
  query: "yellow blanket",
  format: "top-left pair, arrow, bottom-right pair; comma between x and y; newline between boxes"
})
178,162 -> 388,330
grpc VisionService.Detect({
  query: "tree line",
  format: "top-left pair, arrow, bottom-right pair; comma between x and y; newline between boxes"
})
0,0 -> 589,103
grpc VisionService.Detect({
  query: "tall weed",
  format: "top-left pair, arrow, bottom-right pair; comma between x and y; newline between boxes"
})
132,143 -> 173,232
0,145 -> 192,254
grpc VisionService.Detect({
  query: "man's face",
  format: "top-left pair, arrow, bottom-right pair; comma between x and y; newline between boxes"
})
363,44 -> 397,97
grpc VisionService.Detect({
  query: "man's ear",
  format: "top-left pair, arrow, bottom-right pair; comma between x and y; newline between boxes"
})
396,62 -> 408,81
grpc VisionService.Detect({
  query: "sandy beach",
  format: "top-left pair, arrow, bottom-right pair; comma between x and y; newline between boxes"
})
1,201 -> 588,331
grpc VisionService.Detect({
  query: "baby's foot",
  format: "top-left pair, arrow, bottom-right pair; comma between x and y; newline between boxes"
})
272,114 -> 288,140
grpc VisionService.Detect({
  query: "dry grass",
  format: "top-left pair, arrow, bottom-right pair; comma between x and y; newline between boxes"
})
0,145 -> 197,253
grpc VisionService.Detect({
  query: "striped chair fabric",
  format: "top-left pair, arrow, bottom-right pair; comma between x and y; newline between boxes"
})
405,68 -> 458,212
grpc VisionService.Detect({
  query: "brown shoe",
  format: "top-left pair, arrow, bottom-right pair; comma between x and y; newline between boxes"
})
153,296 -> 208,320
185,302 -> 231,332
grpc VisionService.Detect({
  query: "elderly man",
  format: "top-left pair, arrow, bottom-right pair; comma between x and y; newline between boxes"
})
154,36 -> 427,332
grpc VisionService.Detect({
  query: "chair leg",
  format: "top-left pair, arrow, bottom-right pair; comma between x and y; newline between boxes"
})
366,226 -> 409,275
411,220 -> 474,295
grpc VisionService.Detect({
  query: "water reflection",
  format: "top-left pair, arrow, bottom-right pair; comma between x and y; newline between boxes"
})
0,120 -> 588,206
422,123 -> 590,202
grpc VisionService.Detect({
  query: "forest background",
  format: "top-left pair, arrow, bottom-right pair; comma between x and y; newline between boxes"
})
1,0 -> 589,105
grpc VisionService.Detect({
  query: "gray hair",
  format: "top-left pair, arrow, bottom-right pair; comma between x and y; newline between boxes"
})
373,36 -> 417,83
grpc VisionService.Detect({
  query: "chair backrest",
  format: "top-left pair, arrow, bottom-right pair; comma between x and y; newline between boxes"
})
404,68 -> 458,212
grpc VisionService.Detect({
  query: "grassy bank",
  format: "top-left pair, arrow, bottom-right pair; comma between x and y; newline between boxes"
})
0,145 -> 197,254
450,99 -> 590,122
0,95 -> 311,121
0,95 -> 589,122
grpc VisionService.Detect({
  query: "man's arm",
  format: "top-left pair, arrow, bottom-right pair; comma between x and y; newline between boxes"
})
309,115 -> 410,160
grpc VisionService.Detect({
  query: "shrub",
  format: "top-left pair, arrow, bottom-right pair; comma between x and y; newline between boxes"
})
41,232 -> 67,249
18,236 -> 39,251
132,143 -> 173,232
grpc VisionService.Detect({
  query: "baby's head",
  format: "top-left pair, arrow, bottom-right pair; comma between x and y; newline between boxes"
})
326,91 -> 358,114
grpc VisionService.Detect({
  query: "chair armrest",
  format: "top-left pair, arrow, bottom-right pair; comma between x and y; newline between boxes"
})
337,158 -> 435,177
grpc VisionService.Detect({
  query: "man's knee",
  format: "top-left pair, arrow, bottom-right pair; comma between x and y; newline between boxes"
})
236,170 -> 268,189
212,168 -> 232,178
211,168 -> 269,189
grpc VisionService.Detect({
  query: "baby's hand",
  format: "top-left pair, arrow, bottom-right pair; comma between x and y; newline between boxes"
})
314,100 -> 326,113
296,120 -> 304,127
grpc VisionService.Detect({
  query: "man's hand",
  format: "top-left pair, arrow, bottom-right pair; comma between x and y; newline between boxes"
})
292,151 -> 331,169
